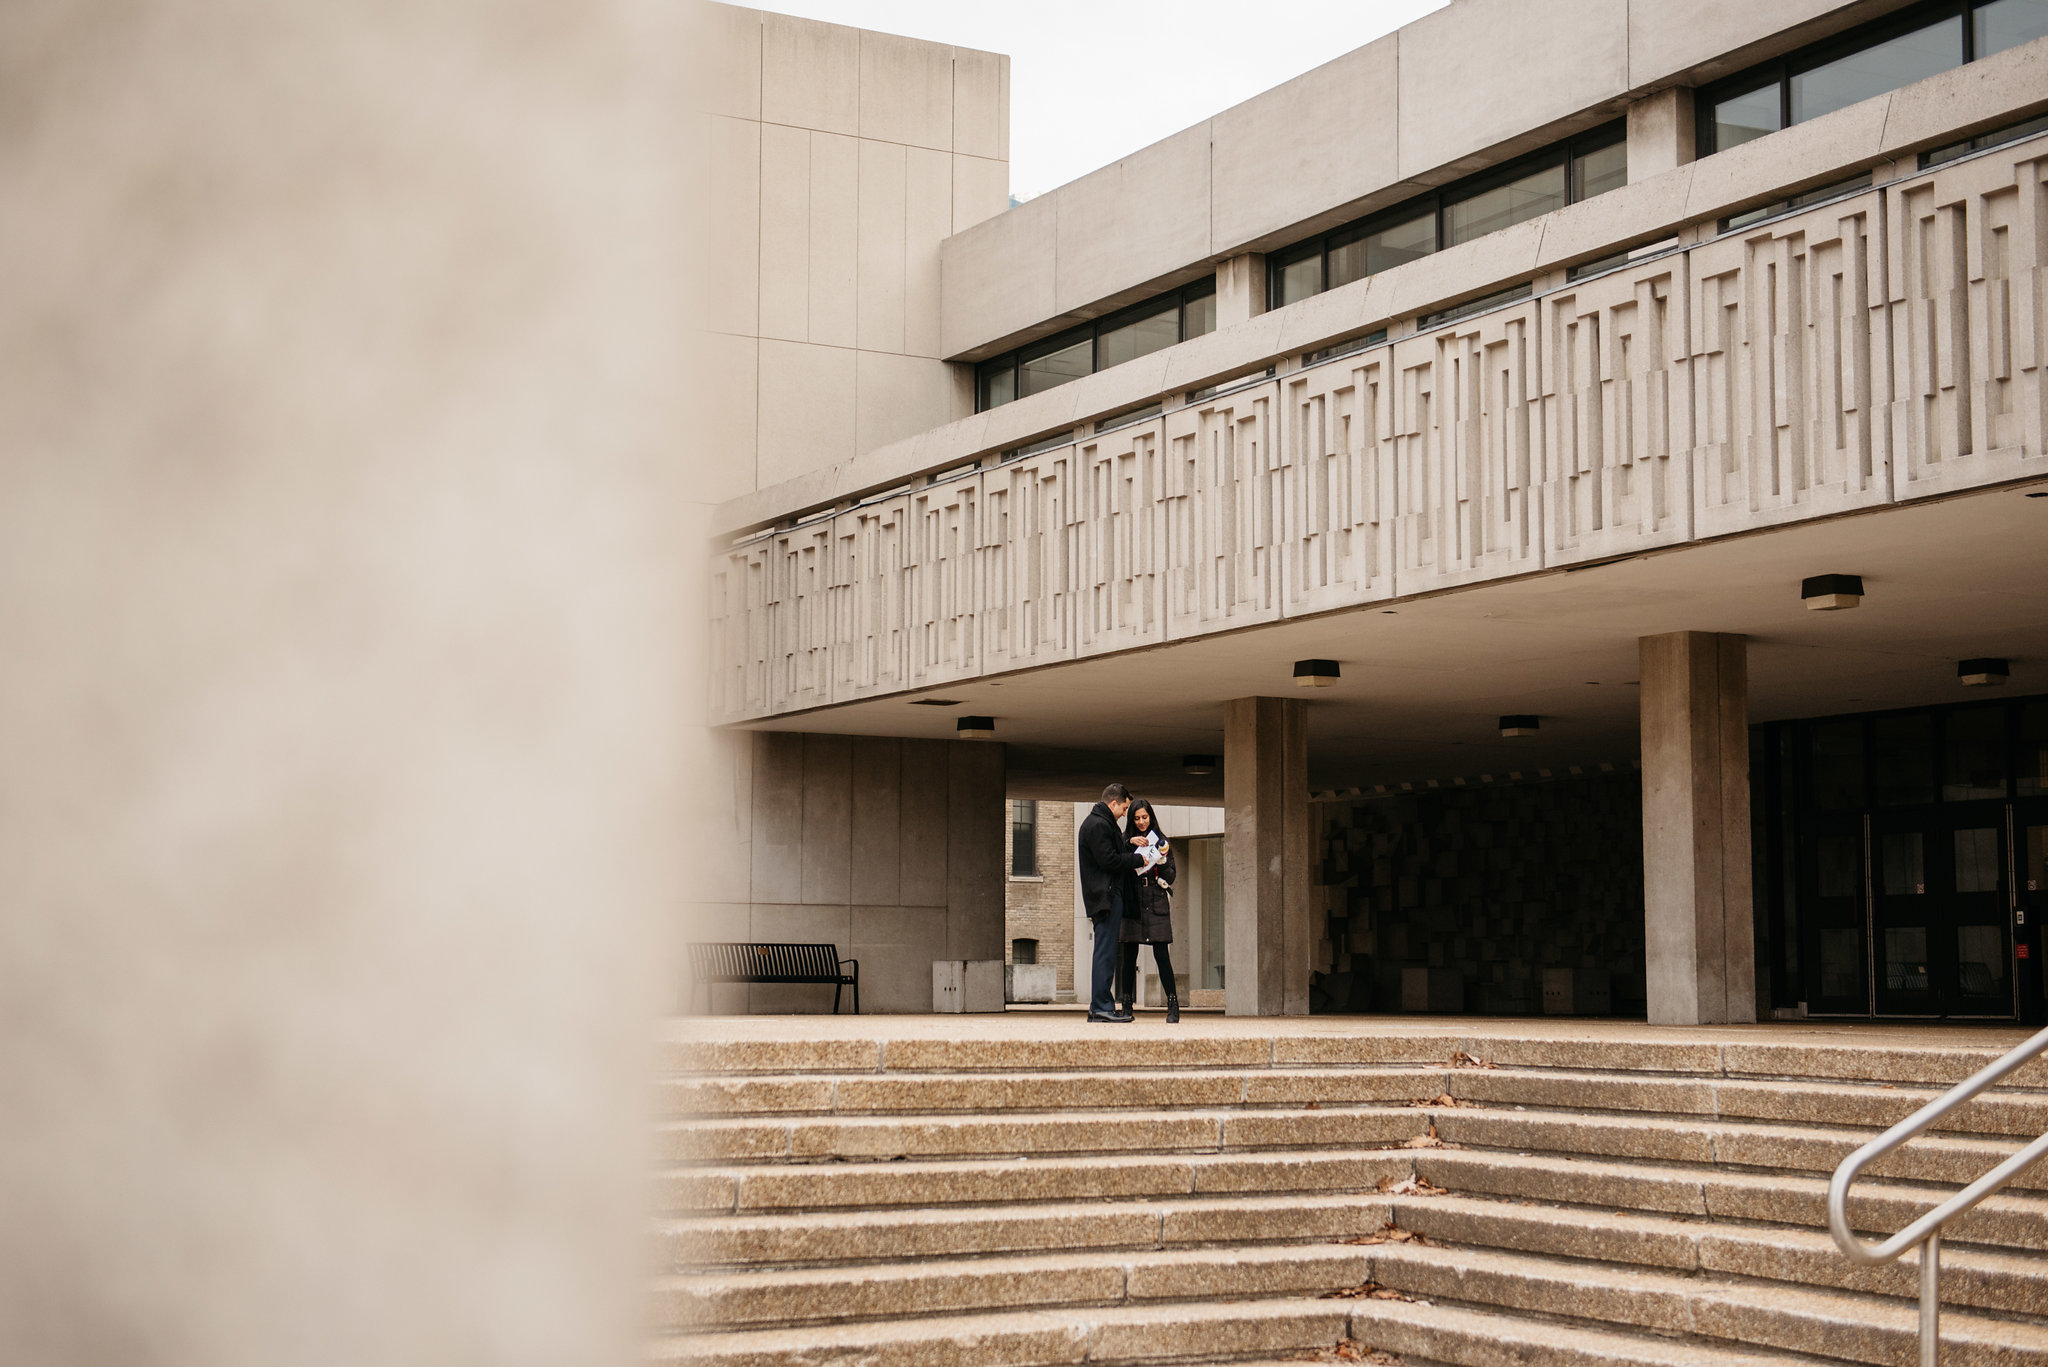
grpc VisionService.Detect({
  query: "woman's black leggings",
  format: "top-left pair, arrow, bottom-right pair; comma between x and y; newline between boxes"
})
1117,942 -> 1177,1002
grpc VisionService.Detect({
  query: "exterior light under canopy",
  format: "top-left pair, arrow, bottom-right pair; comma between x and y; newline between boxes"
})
1958,658 -> 2009,687
955,715 -> 996,738
1801,573 -> 1864,610
1293,659 -> 1341,688
1182,754 -> 1218,776
1499,715 -> 1540,738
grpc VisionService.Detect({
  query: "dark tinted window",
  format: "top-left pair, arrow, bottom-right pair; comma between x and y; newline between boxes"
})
1019,336 -> 1091,398
1871,714 -> 1936,806
1328,211 -> 1434,290
1810,720 -> 1865,810
1272,249 -> 1322,308
1943,706 -> 2008,800
1182,288 -> 1216,339
1097,303 -> 1179,371
1976,0 -> 2048,54
1444,161 -> 1567,246
1571,137 -> 1628,200
1010,800 -> 1038,877
1790,16 -> 1961,123
1713,84 -> 1782,150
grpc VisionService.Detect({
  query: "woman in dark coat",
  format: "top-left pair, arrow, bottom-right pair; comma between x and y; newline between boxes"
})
1117,799 -> 1181,1023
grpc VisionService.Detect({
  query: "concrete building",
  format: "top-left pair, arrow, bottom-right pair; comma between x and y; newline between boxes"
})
698,0 -> 2048,1026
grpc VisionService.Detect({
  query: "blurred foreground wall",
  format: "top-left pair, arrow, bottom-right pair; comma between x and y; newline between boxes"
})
0,3 -> 701,1362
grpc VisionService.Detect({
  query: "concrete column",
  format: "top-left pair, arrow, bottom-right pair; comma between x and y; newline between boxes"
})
1639,633 -> 1756,1025
1626,87 -> 1696,182
1223,697 -> 1311,1016
1215,253 -> 1268,329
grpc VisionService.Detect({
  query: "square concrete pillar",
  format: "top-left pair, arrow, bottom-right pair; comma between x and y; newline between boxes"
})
1215,253 -> 1267,329
1639,632 -> 1756,1025
1626,87 -> 1695,182
1223,697 -> 1311,1016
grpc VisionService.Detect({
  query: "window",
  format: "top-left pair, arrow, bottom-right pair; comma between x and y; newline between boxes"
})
1011,937 -> 1038,965
1009,799 -> 1038,877
1268,123 -> 1624,310
975,278 -> 1217,412
1698,2 -> 2041,157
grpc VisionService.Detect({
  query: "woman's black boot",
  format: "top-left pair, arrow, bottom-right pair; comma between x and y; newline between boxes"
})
1164,979 -> 1181,1024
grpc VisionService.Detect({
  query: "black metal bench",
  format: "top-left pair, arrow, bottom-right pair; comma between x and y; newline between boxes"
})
689,941 -> 860,1014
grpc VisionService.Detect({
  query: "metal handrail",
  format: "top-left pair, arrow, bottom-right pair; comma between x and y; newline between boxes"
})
1827,1023 -> 2048,1367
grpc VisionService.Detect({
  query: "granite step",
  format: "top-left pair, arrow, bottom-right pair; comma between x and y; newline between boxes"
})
664,1192 -> 1395,1270
1414,1148 -> 2048,1253
659,1104 -> 1432,1164
1367,1242 -> 2048,1367
660,1065 -> 2048,1141
650,1297 -> 1359,1367
664,1147 -> 1417,1216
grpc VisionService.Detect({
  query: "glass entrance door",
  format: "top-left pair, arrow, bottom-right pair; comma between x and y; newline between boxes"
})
2017,798 -> 2048,1025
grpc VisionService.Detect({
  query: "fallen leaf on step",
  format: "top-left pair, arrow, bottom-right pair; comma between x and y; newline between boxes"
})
1378,1175 -> 1449,1196
1338,1223 -> 1434,1247
1402,1133 -> 1442,1148
1294,1341 -> 1403,1363
1449,1050 -> 1496,1069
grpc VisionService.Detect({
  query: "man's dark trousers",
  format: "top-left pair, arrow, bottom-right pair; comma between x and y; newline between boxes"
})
1089,889 -> 1124,1016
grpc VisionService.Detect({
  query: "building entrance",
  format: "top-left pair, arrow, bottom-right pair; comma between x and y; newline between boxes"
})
1764,697 -> 2048,1022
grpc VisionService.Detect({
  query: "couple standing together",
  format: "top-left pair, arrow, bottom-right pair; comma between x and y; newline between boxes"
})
1077,783 -> 1181,1024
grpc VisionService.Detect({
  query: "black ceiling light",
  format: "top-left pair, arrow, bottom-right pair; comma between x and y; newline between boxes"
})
1499,715 -> 1540,738
909,697 -> 962,706
955,715 -> 996,738
1182,754 -> 1218,776
1801,573 -> 1864,610
1958,658 -> 2009,687
1293,658 -> 1340,688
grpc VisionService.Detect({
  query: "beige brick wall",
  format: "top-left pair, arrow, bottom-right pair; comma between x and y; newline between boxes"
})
1004,800 -> 1076,998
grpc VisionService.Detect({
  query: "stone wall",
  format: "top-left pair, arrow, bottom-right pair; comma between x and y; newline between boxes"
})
693,732 -> 1006,1014
696,4 -> 1009,501
1004,799 -> 1076,997
711,121 -> 2048,720
1310,771 -> 1647,1015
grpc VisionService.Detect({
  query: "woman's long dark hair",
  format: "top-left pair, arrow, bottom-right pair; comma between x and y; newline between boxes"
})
1122,798 -> 1167,849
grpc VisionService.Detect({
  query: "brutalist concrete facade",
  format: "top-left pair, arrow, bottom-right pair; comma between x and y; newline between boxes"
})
698,0 -> 2048,1022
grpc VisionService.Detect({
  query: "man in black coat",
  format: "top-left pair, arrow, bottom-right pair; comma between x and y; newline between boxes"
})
1078,782 -> 1145,1022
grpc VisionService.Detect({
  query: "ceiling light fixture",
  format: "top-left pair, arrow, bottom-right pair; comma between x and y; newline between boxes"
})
1499,715 -> 1540,738
955,716 -> 996,738
909,697 -> 962,706
1801,574 -> 1864,610
1182,754 -> 1218,776
1958,658 -> 2009,687
1293,659 -> 1341,688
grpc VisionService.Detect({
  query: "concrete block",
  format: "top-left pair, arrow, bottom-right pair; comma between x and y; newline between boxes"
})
1053,121 -> 1212,318
757,123 -> 810,343
1543,966 -> 1613,1015
806,132 -> 859,348
1628,0 -> 1873,89
1402,965 -> 1465,1012
857,139 -> 908,353
703,114 -> 760,337
939,190 -> 1056,359
898,739 -> 949,907
952,48 -> 1006,161
756,339 -> 855,487
1398,0 -> 1629,178
1211,35 -> 1399,254
1005,963 -> 1057,1003
904,147 -> 952,358
951,153 -> 1009,235
799,735 -> 851,906
932,959 -> 1004,1013
760,10 -> 857,136
697,2 -> 761,121
699,332 -> 759,503
858,28 -> 954,151
749,732 -> 804,905
855,352 -> 968,464
848,740 -> 902,905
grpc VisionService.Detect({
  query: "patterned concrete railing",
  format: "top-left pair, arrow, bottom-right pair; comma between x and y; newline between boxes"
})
710,139 -> 2048,723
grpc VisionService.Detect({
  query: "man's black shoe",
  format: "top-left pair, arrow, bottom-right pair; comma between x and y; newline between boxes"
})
1087,1009 -> 1135,1023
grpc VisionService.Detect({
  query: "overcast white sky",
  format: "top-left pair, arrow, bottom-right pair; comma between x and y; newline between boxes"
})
752,1 -> 1449,199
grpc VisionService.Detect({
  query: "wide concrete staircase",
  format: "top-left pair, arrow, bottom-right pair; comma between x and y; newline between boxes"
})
652,1028 -> 2048,1366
